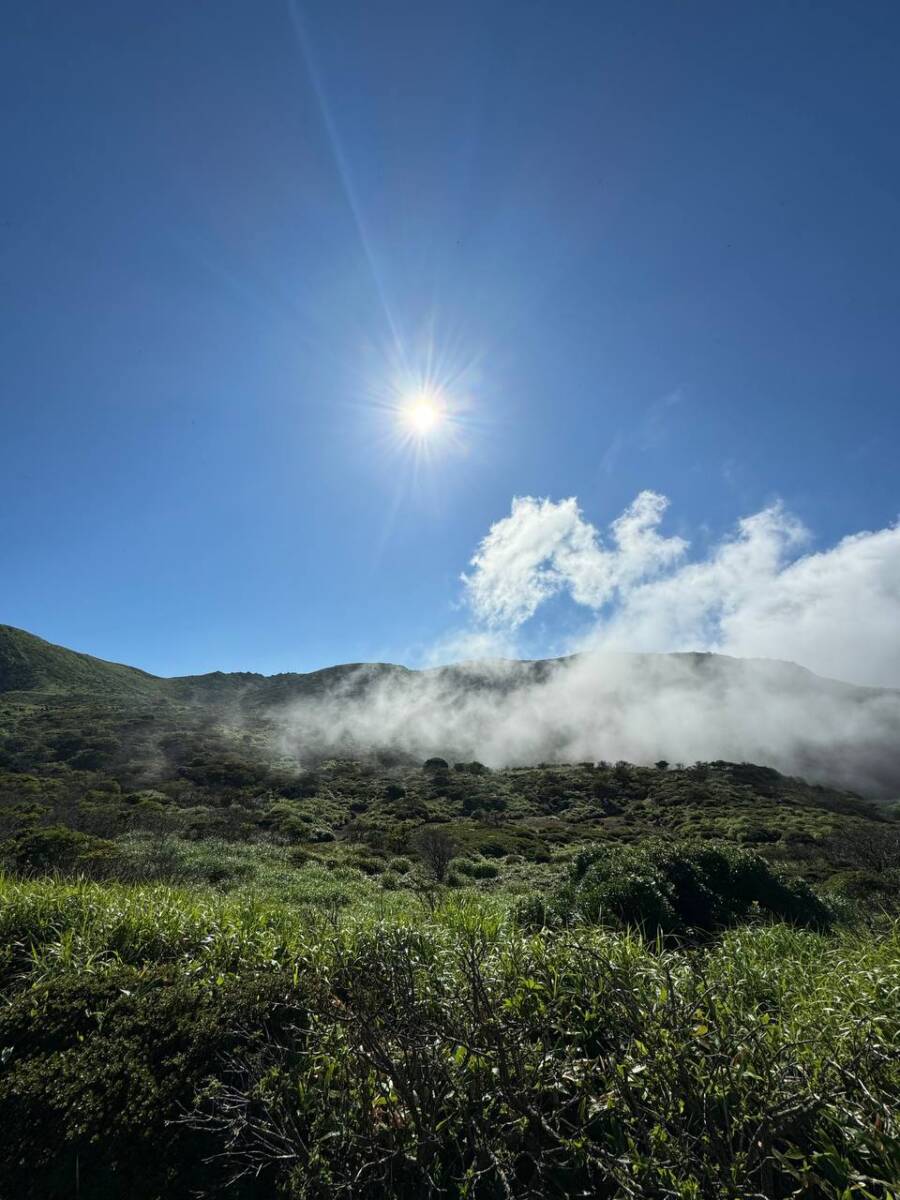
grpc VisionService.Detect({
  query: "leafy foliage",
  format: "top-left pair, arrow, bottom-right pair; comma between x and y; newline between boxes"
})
0,877 -> 898,1199
0,824 -> 117,876
518,841 -> 835,934
0,964 -> 302,1199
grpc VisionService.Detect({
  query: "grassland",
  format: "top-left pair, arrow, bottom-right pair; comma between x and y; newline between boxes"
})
1,872 -> 898,1199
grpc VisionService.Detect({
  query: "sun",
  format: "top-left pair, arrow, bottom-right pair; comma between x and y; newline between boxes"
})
402,392 -> 444,436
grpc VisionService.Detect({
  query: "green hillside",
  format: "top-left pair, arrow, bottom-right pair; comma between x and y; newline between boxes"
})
1,624 -> 897,897
1,624 -> 897,902
0,624 -> 411,706
0,624 -> 162,698
1,624 -> 899,1199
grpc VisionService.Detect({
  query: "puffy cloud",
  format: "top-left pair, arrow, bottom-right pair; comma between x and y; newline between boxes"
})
462,491 -> 687,628
463,493 -> 900,688
719,523 -> 900,687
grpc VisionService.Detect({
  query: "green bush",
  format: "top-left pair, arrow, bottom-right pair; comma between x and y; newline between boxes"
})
453,760 -> 489,775
306,825 -> 335,843
828,868 -> 900,912
519,841 -> 835,934
349,855 -> 384,876
453,857 -> 500,880
0,825 -> 117,877
0,877 -> 897,1199
740,825 -> 782,844
0,966 -> 303,1199
190,919 -> 900,1200
468,859 -> 500,879
288,846 -> 318,868
478,838 -> 508,858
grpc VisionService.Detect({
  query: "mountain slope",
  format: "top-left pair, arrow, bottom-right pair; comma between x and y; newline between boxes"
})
0,625 -> 162,699
1,624 -> 899,796
0,625 -> 412,706
1,624 -> 899,902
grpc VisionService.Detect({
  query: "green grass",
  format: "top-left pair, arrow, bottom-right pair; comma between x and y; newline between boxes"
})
0,870 -> 417,986
1,872 -> 898,1198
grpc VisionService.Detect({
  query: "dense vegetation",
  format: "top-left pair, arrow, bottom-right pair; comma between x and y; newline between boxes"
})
2,623 -> 898,892
1,624 -> 899,1196
1,879 -> 898,1199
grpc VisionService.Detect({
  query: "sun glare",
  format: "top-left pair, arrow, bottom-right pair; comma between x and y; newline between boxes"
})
402,393 -> 444,437
373,351 -> 476,464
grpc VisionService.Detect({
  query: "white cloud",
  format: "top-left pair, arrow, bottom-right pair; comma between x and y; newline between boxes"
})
462,491 -> 687,628
719,523 -> 900,687
463,493 -> 900,688
274,648 -> 900,796
271,491 -> 900,796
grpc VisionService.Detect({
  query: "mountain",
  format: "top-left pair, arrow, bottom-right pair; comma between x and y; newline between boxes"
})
1,624 -> 899,796
0,624 -> 163,698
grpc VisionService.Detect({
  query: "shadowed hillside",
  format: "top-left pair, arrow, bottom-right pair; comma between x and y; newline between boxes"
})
2,624 -> 900,796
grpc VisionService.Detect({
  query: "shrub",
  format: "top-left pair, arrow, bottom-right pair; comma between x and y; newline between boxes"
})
422,757 -> 449,773
478,838 -> 508,858
410,825 -> 455,882
515,893 -> 547,927
740,825 -> 782,844
453,760 -> 489,775
306,826 -> 335,843
526,846 -> 552,863
288,846 -> 317,868
0,825 -> 117,877
519,841 -> 835,934
349,855 -> 384,876
0,966 -> 303,1199
828,867 -> 900,905
468,860 -> 500,880
0,878 -> 897,1199
186,919 -> 900,1200
451,857 -> 499,880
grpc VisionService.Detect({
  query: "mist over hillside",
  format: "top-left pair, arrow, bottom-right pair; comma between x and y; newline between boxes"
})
3,625 -> 899,797
270,651 -> 900,797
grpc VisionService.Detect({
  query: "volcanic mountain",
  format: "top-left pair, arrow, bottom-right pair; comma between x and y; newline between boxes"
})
1,624 -> 898,796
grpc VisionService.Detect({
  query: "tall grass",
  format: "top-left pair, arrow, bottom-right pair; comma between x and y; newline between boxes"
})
1,874 -> 898,1198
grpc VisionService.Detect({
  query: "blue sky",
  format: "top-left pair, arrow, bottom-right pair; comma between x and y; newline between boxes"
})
2,1 -> 899,679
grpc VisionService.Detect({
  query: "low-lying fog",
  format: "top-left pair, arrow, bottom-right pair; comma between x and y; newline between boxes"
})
272,652 -> 900,797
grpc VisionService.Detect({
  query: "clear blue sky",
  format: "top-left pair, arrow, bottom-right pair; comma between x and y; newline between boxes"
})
2,1 -> 899,677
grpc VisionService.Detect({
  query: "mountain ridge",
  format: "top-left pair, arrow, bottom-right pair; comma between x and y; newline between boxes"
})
2,624 -> 899,797
3,622 -> 896,702
0,624 -> 417,702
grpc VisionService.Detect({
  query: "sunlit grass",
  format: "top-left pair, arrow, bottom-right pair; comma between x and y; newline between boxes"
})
2,869 -> 898,1196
